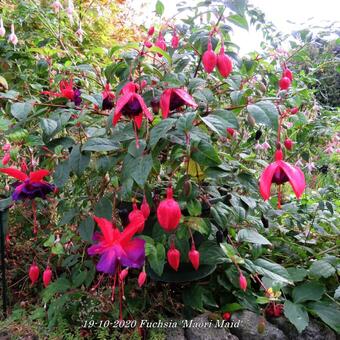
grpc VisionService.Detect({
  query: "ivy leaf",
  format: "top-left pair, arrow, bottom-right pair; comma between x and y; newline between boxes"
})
292,282 -> 325,303
247,101 -> 279,129
284,300 -> 309,333
237,229 -> 272,245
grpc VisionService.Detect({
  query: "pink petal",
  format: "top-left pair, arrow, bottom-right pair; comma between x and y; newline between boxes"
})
113,92 -> 133,126
259,162 -> 279,200
93,216 -> 114,243
279,161 -> 306,199
174,89 -> 198,109
29,169 -> 50,182
0,167 -> 28,181
134,94 -> 153,122
160,89 -> 172,119
119,213 -> 145,245
120,82 -> 138,95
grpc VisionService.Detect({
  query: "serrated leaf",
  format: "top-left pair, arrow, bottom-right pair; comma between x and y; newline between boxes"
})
292,282 -> 325,303
284,300 -> 309,333
309,260 -> 335,278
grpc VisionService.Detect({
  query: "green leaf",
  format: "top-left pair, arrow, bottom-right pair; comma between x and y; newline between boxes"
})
79,217 -> 95,243
53,160 -> 70,187
199,240 -> 227,265
131,154 -> 153,187
183,285 -> 204,311
11,102 -> 33,121
237,229 -> 271,245
284,300 -> 309,333
247,101 -> 279,129
149,46 -> 171,64
40,118 -> 58,136
94,197 -> 112,220
227,14 -> 249,30
334,286 -> 340,300
72,271 -> 87,288
308,301 -> 340,333
155,0 -> 165,16
42,278 -> 71,303
69,145 -> 91,175
58,208 -> 78,226
82,138 -> 120,152
191,140 -> 221,166
185,217 -> 209,235
150,118 -> 176,148
187,199 -> 202,217
309,260 -> 335,278
292,282 -> 325,303
147,242 -> 165,276
287,267 -> 308,282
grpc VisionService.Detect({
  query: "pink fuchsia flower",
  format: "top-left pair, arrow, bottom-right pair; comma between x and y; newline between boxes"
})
0,18 -> 6,37
2,143 -> 11,152
66,0 -> 74,23
202,39 -> 217,73
1,153 -> 10,166
171,32 -> 179,48
102,83 -> 115,110
41,79 -> 82,106
0,167 -> 55,201
239,272 -> 247,291
87,214 -> 146,275
51,1 -> 63,13
279,77 -> 291,90
76,23 -> 84,43
155,32 -> 166,56
254,141 -> 263,151
160,88 -> 197,119
113,82 -> 153,129
148,26 -> 155,36
8,24 -> 18,46
261,141 -> 271,151
259,149 -> 305,202
138,271 -> 147,287
305,161 -> 316,174
216,46 -> 233,78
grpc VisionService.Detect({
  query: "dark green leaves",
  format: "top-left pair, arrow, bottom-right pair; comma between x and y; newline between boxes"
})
11,102 -> 33,121
79,217 -> 95,243
247,101 -> 279,129
41,118 -> 58,136
191,140 -> 221,166
292,282 -> 325,303
82,138 -> 120,152
150,118 -> 176,148
146,242 -> 165,276
284,300 -> 309,333
237,229 -> 272,245
69,145 -> 90,175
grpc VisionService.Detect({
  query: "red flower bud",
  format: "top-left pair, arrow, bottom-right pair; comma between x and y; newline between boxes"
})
141,196 -> 150,219
119,268 -> 129,281
29,263 -> 40,286
283,68 -> 293,81
239,273 -> 247,291
157,187 -> 182,232
2,153 -> 10,165
290,107 -> 298,114
138,271 -> 147,287
21,160 -> 28,172
167,243 -> 180,271
284,138 -> 293,150
144,40 -> 153,48
129,202 -> 145,232
141,80 -> 147,89
279,77 -> 291,90
222,312 -> 231,320
227,127 -> 235,136
148,26 -> 155,36
216,47 -> 232,78
155,33 -> 167,56
202,40 -> 217,73
43,266 -> 52,287
171,33 -> 179,48
188,245 -> 200,270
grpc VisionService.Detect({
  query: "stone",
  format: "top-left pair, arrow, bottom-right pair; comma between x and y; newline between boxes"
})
230,310 -> 288,340
268,316 -> 336,340
184,313 -> 239,340
165,326 -> 186,340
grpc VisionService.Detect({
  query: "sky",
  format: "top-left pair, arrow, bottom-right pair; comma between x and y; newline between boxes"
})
130,0 -> 340,54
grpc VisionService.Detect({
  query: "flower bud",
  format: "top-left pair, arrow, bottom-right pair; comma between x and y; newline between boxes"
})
216,46 -> 232,78
227,127 -> 235,137
119,268 -> 129,281
283,68 -> 293,81
279,77 -> 291,90
188,245 -> 200,271
0,18 -> 5,37
167,243 -> 180,271
290,107 -> 298,114
148,26 -> 155,36
222,312 -> 231,320
8,24 -> 18,46
202,40 -> 217,73
141,196 -> 150,219
43,266 -> 52,287
2,153 -> 10,165
171,33 -> 179,48
239,272 -> 247,291
29,263 -> 40,286
284,138 -> 293,150
138,271 -> 147,287
157,187 -> 182,232
144,40 -> 153,48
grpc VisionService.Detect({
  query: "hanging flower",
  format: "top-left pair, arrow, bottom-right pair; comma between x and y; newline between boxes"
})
0,18 -> 6,37
279,76 -> 291,90
216,46 -> 232,78
167,241 -> 180,271
51,1 -> 63,13
41,79 -> 82,106
87,214 -> 146,274
283,67 -> 293,81
141,196 -> 150,219
188,244 -> 200,271
29,263 -> 40,286
160,88 -> 197,119
202,39 -> 217,73
66,0 -> 74,23
148,26 -> 155,36
254,141 -> 263,151
155,32 -> 166,56
138,271 -> 147,287
171,32 -> 179,48
239,272 -> 247,291
102,83 -> 115,110
8,24 -> 18,46
43,266 -> 53,287
0,168 -> 55,201
261,141 -> 271,151
128,201 -> 145,233
305,161 -> 316,174
259,149 -> 305,204
76,23 -> 84,43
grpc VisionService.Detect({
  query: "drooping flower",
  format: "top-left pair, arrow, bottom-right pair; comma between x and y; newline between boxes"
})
0,167 -> 55,201
222,312 -> 231,320
43,266 -> 53,287
279,77 -> 291,90
66,0 -> 74,23
102,83 -> 115,110
147,26 -> 155,36
41,79 -> 82,106
283,68 -> 293,81
141,196 -> 150,219
155,32 -> 166,56
128,201 -> 145,233
202,39 -> 217,73
87,214 -> 146,275
305,161 -> 316,174
76,23 -> 84,43
284,138 -> 293,150
144,40 -> 153,48
113,81 -> 153,132
138,271 -> 147,287
0,18 -> 6,37
157,186 -> 182,232
8,24 -> 18,46
160,88 -> 197,119
259,149 -> 305,205
29,263 -> 40,286
216,46 -> 232,78
167,242 -> 180,271
226,127 -> 235,137
290,107 -> 298,115
188,244 -> 200,271
51,1 -> 63,13
1,153 -> 10,166
261,141 -> 271,151
171,32 -> 179,48
239,272 -> 247,291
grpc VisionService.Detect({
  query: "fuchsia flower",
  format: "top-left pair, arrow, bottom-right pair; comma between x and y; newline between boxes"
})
8,24 -> 18,46
41,79 -> 82,106
76,23 -> 84,43
202,39 -> 217,73
87,214 -> 146,275
0,18 -> 6,37
155,32 -> 167,56
259,149 -> 305,202
102,83 -> 115,110
160,88 -> 197,119
113,82 -> 153,129
51,1 -> 63,13
0,167 -> 55,201
66,0 -> 74,23
171,32 -> 179,48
